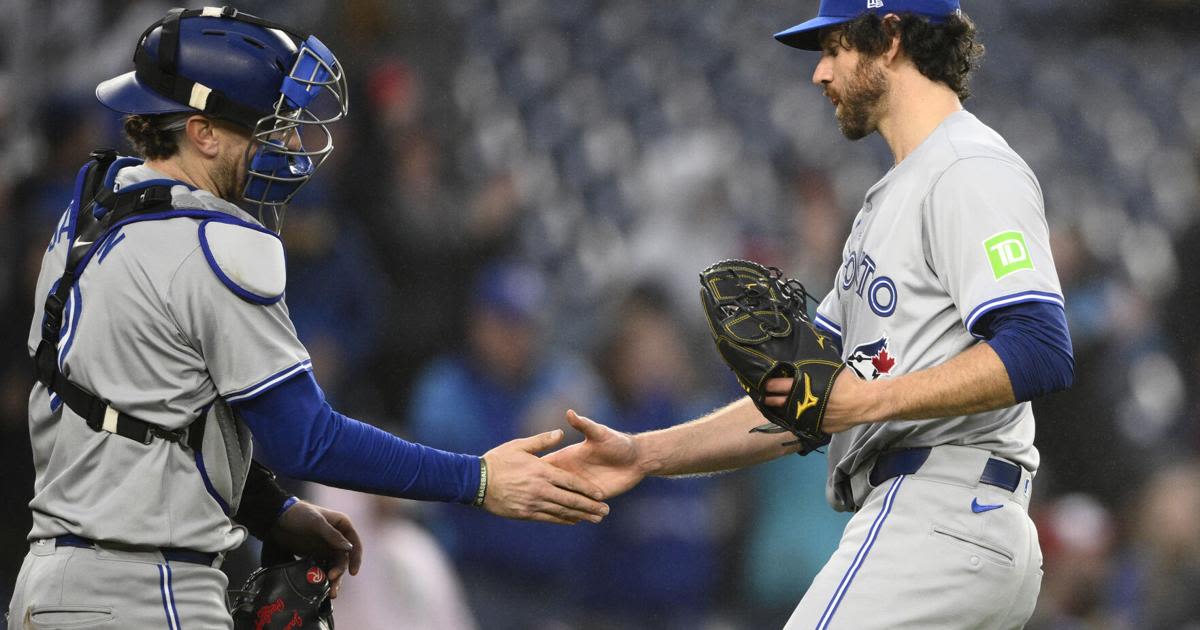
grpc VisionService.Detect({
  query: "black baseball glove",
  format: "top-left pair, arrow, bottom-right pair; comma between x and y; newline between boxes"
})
230,556 -> 334,630
699,259 -> 845,454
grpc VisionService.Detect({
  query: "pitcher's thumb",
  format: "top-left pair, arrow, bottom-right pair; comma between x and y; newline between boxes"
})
567,410 -> 604,439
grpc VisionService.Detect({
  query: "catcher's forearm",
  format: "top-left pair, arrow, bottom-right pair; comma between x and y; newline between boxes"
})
636,398 -> 799,476
841,342 -> 1015,426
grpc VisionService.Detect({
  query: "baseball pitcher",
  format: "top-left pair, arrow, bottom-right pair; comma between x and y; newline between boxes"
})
548,1 -> 1073,627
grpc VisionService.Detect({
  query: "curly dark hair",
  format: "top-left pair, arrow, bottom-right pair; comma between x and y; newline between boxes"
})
122,113 -> 191,160
833,12 -> 984,100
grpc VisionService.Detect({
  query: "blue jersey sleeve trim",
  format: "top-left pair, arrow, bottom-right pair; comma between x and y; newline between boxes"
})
814,312 -> 842,334
223,357 -> 312,403
813,313 -> 844,348
233,371 -> 482,504
197,219 -> 285,306
224,359 -> 313,403
964,290 -> 1065,338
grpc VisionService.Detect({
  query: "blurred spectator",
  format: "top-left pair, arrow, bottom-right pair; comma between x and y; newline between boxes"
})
407,260 -> 614,629
308,485 -> 477,630
350,58 -> 527,409
1028,493 -> 1119,629
584,284 -> 730,629
0,368 -> 34,611
279,188 -> 390,413
1119,462 -> 1200,628
739,453 -> 851,628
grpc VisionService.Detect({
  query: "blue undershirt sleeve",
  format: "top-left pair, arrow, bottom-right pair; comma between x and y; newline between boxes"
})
231,371 -> 481,504
977,301 -> 1074,403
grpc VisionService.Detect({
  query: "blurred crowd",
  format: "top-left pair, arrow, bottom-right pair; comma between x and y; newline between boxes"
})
2,1 -> 1199,628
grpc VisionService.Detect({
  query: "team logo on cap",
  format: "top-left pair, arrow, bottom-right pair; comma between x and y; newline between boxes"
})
847,335 -> 897,380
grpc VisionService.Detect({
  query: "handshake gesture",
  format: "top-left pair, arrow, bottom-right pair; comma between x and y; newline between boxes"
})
481,410 -> 650,526
479,425 -> 618,525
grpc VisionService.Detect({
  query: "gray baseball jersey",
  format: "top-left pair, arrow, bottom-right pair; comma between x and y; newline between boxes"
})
24,163 -> 309,553
813,110 -> 1063,512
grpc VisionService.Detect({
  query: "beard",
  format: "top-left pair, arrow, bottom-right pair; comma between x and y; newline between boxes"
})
832,56 -> 889,141
213,148 -> 247,203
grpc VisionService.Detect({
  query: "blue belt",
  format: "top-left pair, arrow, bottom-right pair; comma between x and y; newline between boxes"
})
55,534 -> 218,566
868,447 -> 1022,492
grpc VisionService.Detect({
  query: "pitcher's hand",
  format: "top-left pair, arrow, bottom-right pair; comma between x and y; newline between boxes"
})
482,429 -> 610,525
543,410 -> 646,500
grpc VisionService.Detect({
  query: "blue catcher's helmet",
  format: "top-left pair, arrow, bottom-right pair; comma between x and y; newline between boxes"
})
96,6 -> 348,225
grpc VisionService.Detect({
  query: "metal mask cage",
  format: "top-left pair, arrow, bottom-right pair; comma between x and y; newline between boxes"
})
241,38 -> 349,231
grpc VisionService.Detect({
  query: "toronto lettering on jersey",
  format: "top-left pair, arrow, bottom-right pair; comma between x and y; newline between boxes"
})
839,249 -> 898,317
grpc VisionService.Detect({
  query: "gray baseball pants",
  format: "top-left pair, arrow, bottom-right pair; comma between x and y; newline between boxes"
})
7,538 -> 232,629
784,445 -> 1042,629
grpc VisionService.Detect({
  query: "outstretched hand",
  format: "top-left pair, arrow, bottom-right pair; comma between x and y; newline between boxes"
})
542,410 -> 646,500
270,501 -> 363,598
482,429 -> 611,525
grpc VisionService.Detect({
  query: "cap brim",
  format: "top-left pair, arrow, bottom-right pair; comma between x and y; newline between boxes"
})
773,15 -> 854,51
96,71 -> 193,115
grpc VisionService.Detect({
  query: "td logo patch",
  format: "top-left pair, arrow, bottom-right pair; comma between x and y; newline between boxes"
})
984,230 -> 1034,280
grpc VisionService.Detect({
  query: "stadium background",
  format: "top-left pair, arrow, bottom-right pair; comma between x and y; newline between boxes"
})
1,1 -> 1198,628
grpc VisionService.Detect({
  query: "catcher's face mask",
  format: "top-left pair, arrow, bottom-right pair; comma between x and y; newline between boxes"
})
96,6 -> 349,232
242,34 -> 348,231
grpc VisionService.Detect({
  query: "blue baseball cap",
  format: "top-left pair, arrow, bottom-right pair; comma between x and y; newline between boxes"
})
774,0 -> 960,51
472,261 -> 547,322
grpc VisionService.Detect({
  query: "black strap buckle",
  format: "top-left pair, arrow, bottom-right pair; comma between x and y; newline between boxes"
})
89,148 -> 118,162
147,424 -> 186,445
135,186 -> 173,209
41,302 -> 64,342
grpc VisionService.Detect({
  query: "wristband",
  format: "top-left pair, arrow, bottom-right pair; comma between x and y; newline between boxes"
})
472,457 -> 488,507
277,496 -> 300,517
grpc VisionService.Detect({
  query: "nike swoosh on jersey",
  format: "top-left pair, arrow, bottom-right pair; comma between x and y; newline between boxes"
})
971,498 -> 1004,513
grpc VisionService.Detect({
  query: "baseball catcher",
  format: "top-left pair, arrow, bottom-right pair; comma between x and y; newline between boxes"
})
7,6 -> 609,628
699,259 -> 845,454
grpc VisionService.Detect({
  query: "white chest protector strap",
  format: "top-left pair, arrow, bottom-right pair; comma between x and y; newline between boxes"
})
197,219 -> 286,304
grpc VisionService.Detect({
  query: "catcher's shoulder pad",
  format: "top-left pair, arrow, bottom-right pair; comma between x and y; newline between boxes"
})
198,219 -> 286,305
